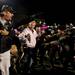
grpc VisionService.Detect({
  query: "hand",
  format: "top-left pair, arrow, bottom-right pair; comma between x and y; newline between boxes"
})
10,45 -> 18,57
0,29 -> 9,35
26,34 -> 31,42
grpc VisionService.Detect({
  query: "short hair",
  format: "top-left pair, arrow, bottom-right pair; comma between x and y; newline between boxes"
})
1,5 -> 14,13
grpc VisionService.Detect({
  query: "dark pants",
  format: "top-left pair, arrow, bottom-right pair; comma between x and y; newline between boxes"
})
26,47 -> 36,72
49,43 -> 60,67
39,44 -> 46,65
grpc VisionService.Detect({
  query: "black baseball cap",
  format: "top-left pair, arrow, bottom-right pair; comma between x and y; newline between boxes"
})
19,17 -> 36,25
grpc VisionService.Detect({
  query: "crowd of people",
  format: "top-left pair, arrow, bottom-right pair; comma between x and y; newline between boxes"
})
0,5 -> 75,75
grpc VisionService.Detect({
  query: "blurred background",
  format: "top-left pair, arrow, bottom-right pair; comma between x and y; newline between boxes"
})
0,0 -> 75,25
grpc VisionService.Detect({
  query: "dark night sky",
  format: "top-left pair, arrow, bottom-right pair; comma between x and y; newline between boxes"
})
0,0 -> 75,24
17,0 -> 75,24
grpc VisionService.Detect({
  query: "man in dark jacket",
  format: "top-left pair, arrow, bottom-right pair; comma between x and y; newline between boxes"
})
0,5 -> 16,75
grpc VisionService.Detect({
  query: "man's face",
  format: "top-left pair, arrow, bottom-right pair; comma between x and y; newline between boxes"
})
3,11 -> 14,21
28,21 -> 36,29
